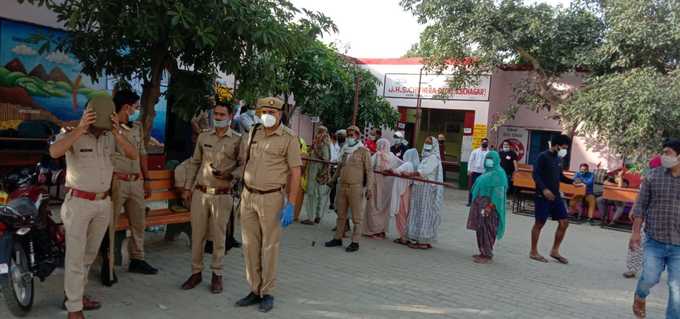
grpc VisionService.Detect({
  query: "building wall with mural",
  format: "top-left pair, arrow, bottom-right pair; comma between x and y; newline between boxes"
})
0,13 -> 167,152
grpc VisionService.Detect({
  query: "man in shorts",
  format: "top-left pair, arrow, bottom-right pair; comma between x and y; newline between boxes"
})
529,134 -> 583,264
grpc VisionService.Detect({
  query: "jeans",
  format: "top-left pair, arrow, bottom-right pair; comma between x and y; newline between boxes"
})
635,238 -> 680,319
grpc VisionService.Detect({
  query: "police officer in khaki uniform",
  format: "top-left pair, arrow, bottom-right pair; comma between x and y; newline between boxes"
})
325,125 -> 373,252
100,90 -> 157,286
49,96 -> 138,319
180,102 -> 241,294
235,97 -> 302,313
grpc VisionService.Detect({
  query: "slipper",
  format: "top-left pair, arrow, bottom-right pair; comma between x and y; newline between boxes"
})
550,254 -> 569,264
300,220 -> 315,225
408,243 -> 431,250
530,255 -> 549,263
473,256 -> 492,264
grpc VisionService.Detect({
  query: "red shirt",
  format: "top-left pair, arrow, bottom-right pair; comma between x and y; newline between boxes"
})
365,139 -> 377,153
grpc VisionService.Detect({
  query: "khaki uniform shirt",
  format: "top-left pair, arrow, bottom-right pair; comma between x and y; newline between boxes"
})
338,147 -> 373,186
55,130 -> 115,193
111,122 -> 146,174
241,125 -> 302,191
186,128 -> 242,189
174,159 -> 191,190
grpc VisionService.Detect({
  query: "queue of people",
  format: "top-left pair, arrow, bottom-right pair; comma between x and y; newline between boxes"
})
44,87 -> 680,319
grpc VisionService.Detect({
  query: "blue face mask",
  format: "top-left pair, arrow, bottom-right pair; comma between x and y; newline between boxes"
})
129,109 -> 140,121
213,119 -> 230,128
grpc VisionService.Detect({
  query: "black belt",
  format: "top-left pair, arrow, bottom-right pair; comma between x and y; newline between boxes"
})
244,185 -> 282,195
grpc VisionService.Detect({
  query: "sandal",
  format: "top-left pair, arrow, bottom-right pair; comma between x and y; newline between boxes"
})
550,254 -> 569,264
473,256 -> 492,264
530,254 -> 549,263
622,271 -> 637,279
393,238 -> 409,246
633,295 -> 646,318
408,242 -> 431,250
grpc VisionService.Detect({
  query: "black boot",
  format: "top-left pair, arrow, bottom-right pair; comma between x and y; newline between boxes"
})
325,239 -> 343,247
226,235 -> 241,250
345,242 -> 360,252
129,259 -> 158,275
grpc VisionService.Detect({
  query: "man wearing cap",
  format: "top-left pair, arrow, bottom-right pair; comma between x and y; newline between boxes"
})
180,102 -> 241,294
49,96 -> 138,319
100,90 -> 157,287
235,97 -> 302,313
325,125 -> 373,252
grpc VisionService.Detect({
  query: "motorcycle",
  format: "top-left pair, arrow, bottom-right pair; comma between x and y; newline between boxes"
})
0,163 -> 65,317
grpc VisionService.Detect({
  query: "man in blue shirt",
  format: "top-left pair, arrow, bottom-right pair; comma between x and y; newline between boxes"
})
530,134 -> 582,264
569,163 -> 597,224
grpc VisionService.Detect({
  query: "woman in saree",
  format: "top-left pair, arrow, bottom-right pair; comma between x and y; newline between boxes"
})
301,126 -> 332,225
388,148 -> 419,245
363,138 -> 402,239
404,136 -> 444,249
467,151 -> 508,264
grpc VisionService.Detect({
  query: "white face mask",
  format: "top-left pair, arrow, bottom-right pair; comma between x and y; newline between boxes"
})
423,144 -> 433,151
213,119 -> 230,128
661,155 -> 680,168
260,113 -> 277,128
485,159 -> 494,168
557,148 -> 568,158
346,137 -> 357,145
502,146 -> 510,152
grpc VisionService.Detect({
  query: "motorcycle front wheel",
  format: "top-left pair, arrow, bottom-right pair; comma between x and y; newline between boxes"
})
0,241 -> 34,316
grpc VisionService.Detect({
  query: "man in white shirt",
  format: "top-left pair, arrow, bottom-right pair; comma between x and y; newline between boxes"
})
467,138 -> 490,206
330,132 -> 340,163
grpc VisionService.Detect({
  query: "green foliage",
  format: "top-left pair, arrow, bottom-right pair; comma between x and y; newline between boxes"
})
561,68 -> 680,163
20,0 -> 335,142
402,0 -> 680,166
167,70 -> 215,121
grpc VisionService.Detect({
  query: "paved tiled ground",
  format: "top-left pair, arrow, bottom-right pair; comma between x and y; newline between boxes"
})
0,189 -> 668,318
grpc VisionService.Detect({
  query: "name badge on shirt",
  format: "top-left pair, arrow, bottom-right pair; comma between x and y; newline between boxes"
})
79,148 -> 93,153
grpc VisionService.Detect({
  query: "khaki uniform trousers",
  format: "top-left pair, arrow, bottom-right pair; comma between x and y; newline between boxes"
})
335,183 -> 365,242
240,189 -> 284,297
111,178 -> 146,260
190,190 -> 232,275
61,193 -> 112,312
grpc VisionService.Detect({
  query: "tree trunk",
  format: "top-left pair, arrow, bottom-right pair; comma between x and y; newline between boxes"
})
140,56 -> 166,145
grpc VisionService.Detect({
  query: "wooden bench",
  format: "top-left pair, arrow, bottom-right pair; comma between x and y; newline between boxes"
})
115,169 -> 191,231
512,168 -> 586,198
603,184 -> 639,203
511,168 -> 586,216
112,169 -> 191,265
600,185 -> 639,230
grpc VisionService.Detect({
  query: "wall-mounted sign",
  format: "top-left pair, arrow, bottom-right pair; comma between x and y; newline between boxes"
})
384,73 -> 490,101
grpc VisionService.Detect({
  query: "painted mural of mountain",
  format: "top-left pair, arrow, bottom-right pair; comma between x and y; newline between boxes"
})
5,58 -> 27,74
29,65 -> 49,81
48,67 -> 72,85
